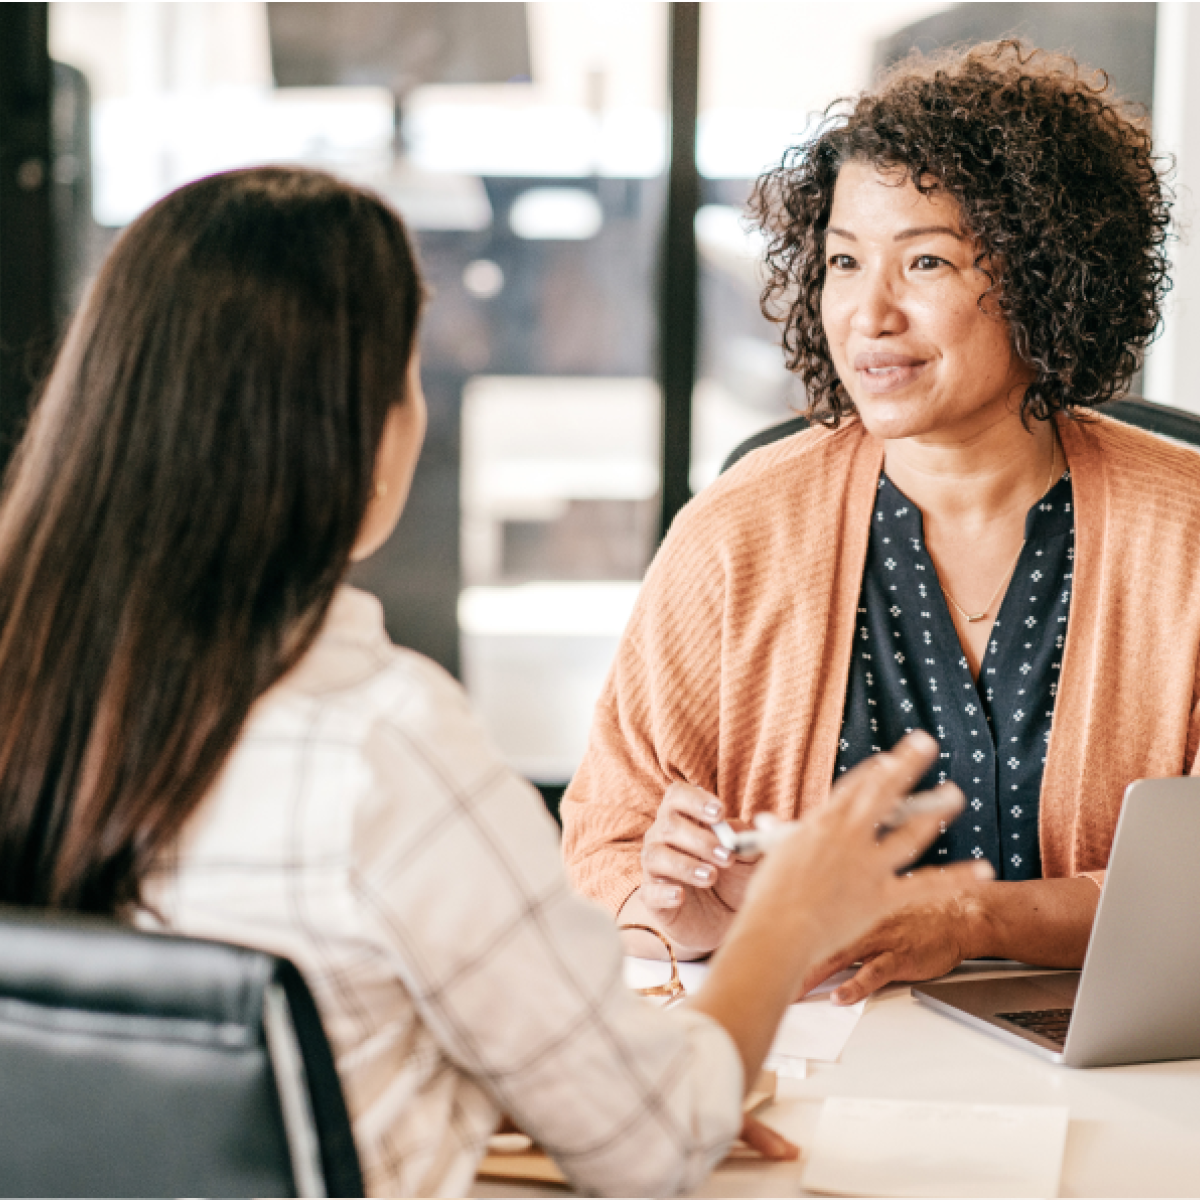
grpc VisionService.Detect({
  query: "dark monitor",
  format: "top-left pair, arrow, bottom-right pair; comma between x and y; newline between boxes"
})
267,2 -> 531,93
874,2 -> 1156,112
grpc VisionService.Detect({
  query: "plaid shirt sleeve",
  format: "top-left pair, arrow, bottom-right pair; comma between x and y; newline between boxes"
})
350,659 -> 744,1197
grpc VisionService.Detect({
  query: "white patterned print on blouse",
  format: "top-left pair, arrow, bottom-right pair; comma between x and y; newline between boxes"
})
834,470 -> 1075,881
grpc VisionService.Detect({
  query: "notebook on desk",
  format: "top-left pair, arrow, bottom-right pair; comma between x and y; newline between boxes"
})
914,776 -> 1200,1068
476,1070 -> 778,1186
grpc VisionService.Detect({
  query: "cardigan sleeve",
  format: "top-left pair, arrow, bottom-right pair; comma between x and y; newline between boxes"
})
1076,619 -> 1200,891
560,503 -> 728,916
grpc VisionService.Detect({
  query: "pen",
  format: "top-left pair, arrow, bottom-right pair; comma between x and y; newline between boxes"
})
711,792 -> 958,860
710,816 -> 787,859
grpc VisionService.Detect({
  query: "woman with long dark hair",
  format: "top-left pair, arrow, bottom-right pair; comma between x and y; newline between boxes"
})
0,166 -> 981,1196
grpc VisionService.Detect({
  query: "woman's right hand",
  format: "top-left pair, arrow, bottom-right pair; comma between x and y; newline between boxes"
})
630,782 -> 759,957
737,731 -> 982,967
690,731 -> 991,1092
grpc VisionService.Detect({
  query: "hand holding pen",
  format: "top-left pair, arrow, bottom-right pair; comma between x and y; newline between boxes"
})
620,731 -> 969,963
713,790 -> 960,860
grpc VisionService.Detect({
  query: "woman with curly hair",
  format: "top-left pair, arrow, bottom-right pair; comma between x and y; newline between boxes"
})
562,41 -> 1200,1003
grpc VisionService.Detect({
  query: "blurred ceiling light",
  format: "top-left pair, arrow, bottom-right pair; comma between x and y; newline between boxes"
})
463,258 -> 505,299
509,187 -> 603,240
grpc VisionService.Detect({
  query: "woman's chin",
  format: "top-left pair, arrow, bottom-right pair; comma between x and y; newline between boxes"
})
853,386 -> 1030,445
852,394 -> 943,441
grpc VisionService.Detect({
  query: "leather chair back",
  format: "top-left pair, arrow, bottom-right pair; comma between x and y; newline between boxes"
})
0,909 -> 363,1197
719,396 -> 1200,475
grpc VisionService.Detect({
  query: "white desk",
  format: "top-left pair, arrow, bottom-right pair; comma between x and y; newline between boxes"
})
473,963 -> 1200,1198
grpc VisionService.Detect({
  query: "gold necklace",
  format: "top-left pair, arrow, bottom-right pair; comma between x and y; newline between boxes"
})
940,437 -> 1059,624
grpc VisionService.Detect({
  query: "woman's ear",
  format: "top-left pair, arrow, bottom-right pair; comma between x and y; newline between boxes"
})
350,357 -> 427,563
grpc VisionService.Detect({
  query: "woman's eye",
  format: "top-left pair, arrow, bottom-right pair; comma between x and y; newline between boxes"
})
912,254 -> 946,270
828,254 -> 857,270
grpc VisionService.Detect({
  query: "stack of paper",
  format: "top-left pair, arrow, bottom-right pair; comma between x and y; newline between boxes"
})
802,1097 -> 1070,1198
765,982 -> 865,1078
622,958 -> 867,1079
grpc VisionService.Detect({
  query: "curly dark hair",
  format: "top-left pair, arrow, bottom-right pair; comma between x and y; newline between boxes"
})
748,40 -> 1173,425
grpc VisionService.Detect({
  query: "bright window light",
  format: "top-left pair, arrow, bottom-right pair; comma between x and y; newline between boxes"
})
509,187 -> 604,240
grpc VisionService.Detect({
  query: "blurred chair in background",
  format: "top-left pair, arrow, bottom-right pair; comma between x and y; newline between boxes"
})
720,397 -> 1200,476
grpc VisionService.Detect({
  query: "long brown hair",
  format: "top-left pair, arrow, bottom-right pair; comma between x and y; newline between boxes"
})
0,167 -> 423,913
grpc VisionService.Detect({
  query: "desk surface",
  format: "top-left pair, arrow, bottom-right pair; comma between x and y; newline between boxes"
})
472,963 -> 1200,1198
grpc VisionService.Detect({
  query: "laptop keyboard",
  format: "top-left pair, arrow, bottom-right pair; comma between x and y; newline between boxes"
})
996,1007 -> 1073,1046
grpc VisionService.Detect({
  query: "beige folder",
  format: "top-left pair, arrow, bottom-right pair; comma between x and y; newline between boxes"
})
476,1070 -> 777,1187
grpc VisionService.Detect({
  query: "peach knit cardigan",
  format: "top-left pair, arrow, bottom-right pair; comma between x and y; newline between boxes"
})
561,413 -> 1200,916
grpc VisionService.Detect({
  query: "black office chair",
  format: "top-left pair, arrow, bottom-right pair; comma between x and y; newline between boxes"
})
720,395 -> 1200,474
0,908 -> 364,1197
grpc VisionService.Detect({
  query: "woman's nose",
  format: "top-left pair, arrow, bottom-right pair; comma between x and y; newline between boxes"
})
849,271 -> 907,338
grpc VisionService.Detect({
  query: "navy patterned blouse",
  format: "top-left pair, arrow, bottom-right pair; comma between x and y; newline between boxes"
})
834,470 -> 1075,880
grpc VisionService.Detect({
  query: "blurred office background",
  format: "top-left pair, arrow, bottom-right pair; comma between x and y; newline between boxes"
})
1,2 -> 1195,817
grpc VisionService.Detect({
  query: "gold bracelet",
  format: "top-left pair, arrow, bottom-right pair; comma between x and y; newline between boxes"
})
618,923 -> 686,1001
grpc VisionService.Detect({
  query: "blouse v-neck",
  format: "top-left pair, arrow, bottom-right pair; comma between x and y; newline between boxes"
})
833,469 -> 1076,880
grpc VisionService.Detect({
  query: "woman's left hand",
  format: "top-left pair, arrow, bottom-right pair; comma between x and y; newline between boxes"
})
797,874 -> 1102,1004
798,890 -> 982,1005
739,1113 -> 798,1161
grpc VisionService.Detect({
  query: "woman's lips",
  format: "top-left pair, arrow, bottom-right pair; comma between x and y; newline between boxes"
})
853,353 -> 928,395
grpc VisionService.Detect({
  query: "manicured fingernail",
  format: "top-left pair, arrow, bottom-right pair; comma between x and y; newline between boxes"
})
973,862 -> 995,880
905,730 -> 937,753
694,864 -> 714,883
712,846 -> 731,864
703,800 -> 722,821
661,887 -> 682,907
832,988 -> 851,1005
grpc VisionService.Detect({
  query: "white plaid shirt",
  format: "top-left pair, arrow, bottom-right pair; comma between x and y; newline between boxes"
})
142,587 -> 741,1198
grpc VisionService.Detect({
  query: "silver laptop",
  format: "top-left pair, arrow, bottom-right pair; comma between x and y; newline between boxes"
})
913,777 -> 1200,1068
